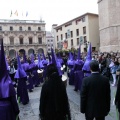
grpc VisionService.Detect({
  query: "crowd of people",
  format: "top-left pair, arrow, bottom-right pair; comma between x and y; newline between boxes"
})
0,40 -> 120,120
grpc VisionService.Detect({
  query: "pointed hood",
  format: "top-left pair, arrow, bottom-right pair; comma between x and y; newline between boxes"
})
0,41 -> 7,77
48,54 -> 52,65
38,54 -> 44,68
0,40 -> 16,98
42,52 -> 48,65
51,47 -> 57,65
30,53 -> 34,63
67,52 -> 75,66
86,42 -> 92,60
14,53 -> 27,78
75,46 -> 84,67
69,52 -> 73,60
82,42 -> 92,72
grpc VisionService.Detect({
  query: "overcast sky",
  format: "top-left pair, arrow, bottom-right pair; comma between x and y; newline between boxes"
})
0,0 -> 98,31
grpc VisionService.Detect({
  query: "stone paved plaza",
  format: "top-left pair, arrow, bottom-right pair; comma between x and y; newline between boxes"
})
19,76 -> 117,120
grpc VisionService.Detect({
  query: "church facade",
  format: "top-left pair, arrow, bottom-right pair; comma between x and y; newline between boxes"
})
0,19 -> 46,58
98,0 -> 120,52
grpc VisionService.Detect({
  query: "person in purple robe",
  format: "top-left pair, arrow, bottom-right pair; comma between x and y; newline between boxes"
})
30,54 -> 40,87
51,48 -> 63,77
74,46 -> 84,91
21,53 -> 34,92
41,52 -> 48,80
0,41 -> 19,120
14,53 -> 29,105
67,52 -> 75,85
37,54 -> 44,83
82,43 -> 92,77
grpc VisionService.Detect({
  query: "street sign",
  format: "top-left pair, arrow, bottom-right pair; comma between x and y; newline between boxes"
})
79,36 -> 84,45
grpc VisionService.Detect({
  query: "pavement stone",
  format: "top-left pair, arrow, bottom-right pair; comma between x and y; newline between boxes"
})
19,75 -> 117,120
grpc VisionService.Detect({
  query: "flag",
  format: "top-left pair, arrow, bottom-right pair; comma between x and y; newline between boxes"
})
26,11 -> 28,17
14,10 -> 18,16
10,10 -> 12,17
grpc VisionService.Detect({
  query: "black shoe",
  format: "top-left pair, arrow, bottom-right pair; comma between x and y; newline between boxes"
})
29,89 -> 33,92
35,85 -> 39,87
74,89 -> 78,92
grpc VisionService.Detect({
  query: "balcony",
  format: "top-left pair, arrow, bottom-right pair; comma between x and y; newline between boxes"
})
5,42 -> 46,47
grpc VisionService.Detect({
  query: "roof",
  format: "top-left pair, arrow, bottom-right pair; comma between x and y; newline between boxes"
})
54,12 -> 98,29
0,19 -> 45,24
46,31 -> 54,38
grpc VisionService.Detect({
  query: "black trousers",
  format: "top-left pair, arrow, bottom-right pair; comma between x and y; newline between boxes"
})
85,116 -> 105,120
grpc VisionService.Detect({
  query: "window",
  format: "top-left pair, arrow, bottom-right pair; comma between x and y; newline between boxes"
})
19,38 -> 23,44
38,27 -> 41,31
71,31 -> 73,37
57,43 -> 59,48
57,36 -> 59,41
77,38 -> 79,45
51,40 -> 53,42
76,29 -> 79,36
28,27 -> 31,31
84,36 -> 87,43
71,39 -> 73,46
10,37 -> 14,45
19,27 -> 22,31
61,34 -> 63,40
29,37 -> 33,44
48,40 -> 49,42
48,48 -> 51,51
65,33 -> 67,39
0,26 -> 2,31
83,27 -> 86,34
10,26 -> 13,31
38,37 -> 42,44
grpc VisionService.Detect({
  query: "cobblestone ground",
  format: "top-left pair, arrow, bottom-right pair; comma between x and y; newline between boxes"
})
19,76 -> 117,120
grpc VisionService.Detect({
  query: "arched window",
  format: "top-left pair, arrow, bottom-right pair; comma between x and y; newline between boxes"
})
19,37 -> 24,44
29,37 -> 33,44
38,37 -> 42,44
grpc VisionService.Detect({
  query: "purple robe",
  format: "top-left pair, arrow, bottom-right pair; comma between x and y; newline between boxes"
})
17,77 -> 29,104
74,62 -> 84,91
0,40 -> 19,119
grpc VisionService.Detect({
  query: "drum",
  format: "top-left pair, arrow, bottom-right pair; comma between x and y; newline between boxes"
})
37,69 -> 43,78
62,75 -> 67,87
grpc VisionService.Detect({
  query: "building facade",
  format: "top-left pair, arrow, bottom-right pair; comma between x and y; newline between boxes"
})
98,0 -> 120,52
46,31 -> 54,53
0,19 -> 46,58
54,13 -> 100,52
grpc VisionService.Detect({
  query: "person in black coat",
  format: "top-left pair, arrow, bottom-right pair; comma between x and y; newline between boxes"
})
80,60 -> 111,120
39,64 -> 71,120
115,70 -> 120,118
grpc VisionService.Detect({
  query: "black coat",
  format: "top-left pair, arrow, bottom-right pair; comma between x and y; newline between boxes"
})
39,76 -> 71,120
80,73 -> 111,117
115,76 -> 120,112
